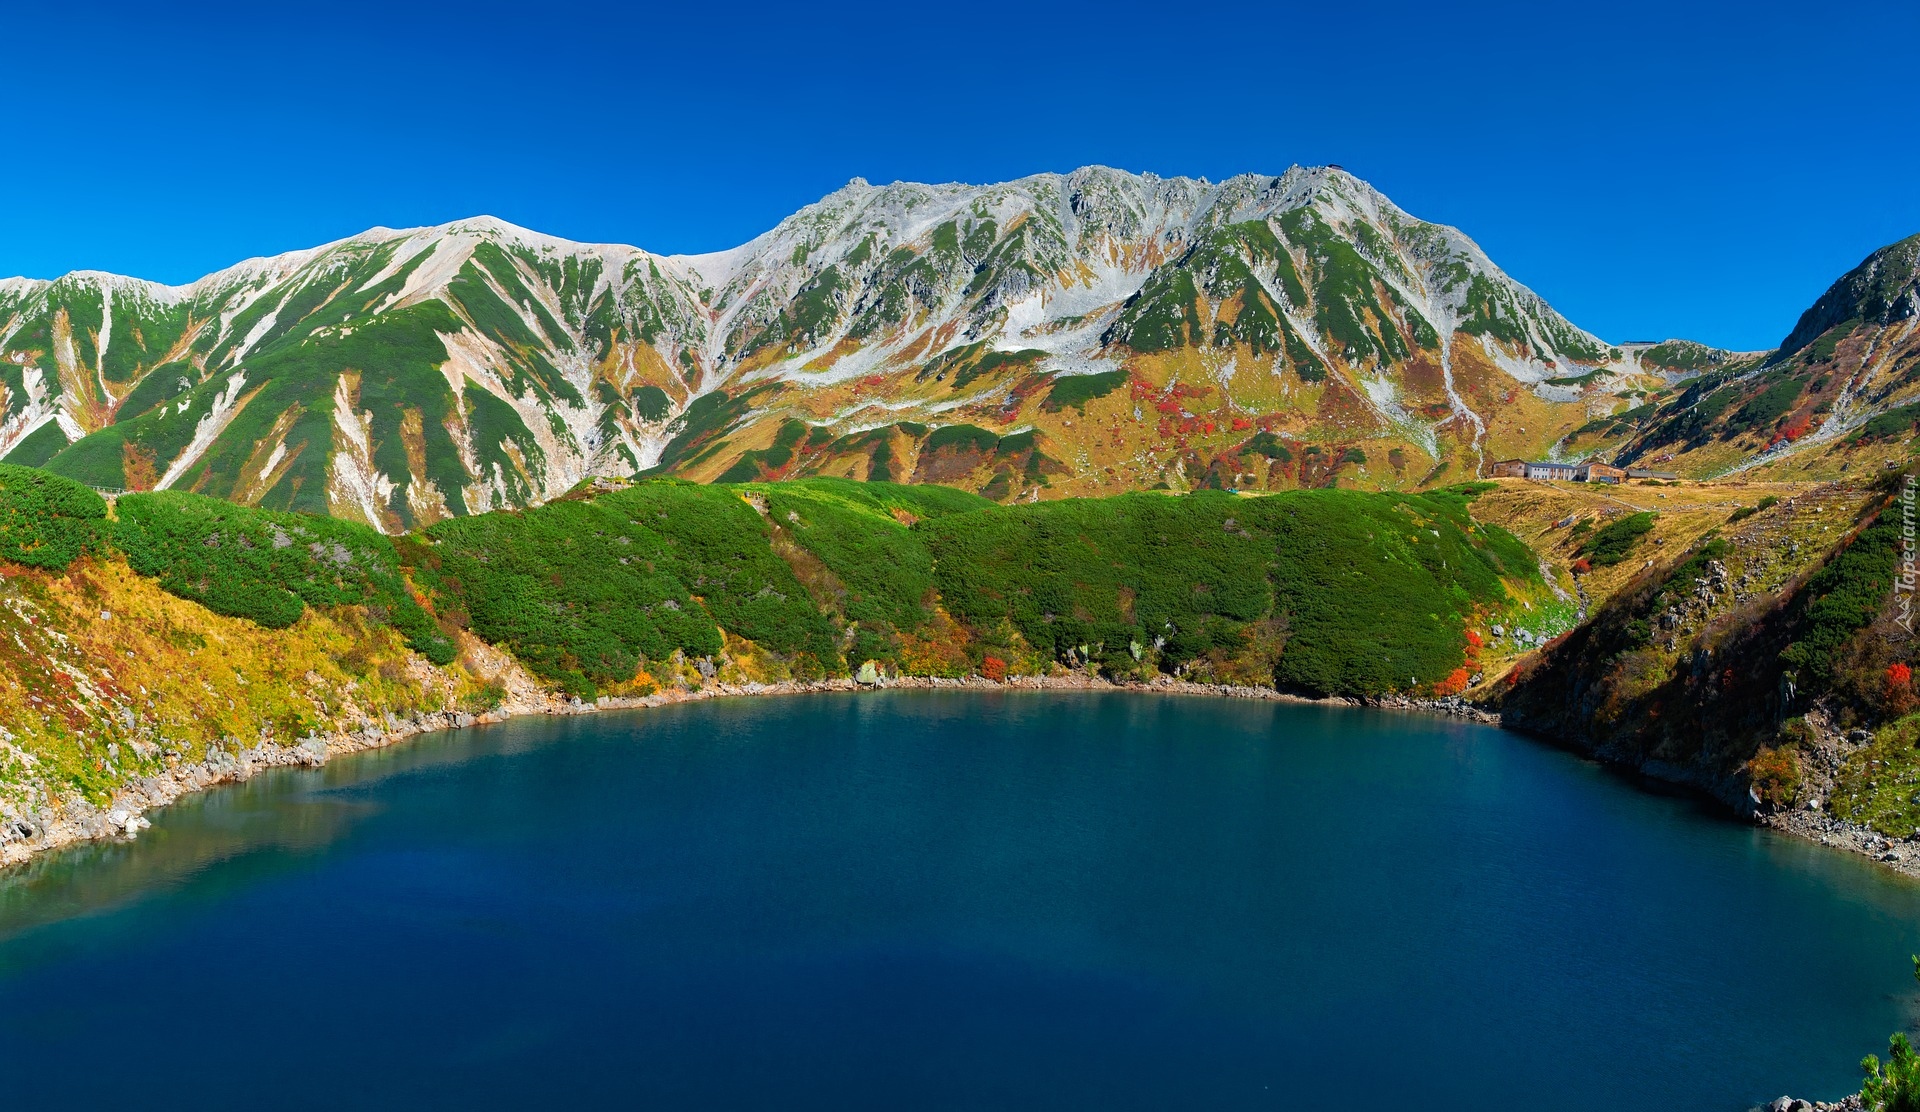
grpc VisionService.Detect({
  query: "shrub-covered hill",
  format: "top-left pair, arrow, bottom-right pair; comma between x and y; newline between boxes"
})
0,465 -> 1543,706
0,465 -> 1541,826
113,490 -> 455,663
0,463 -> 453,662
402,477 -> 1539,699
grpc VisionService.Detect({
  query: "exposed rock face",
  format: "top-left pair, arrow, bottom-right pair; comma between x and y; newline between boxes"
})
1761,1094 -> 1865,1111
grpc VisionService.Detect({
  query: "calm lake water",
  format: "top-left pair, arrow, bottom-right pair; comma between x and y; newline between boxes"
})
0,692 -> 1915,1109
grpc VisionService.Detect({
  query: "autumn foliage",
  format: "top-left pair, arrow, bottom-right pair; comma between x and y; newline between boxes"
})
1888,662 -> 1916,716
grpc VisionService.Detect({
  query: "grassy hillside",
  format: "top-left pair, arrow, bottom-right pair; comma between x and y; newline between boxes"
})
0,557 -> 506,833
113,490 -> 454,663
1499,471 -> 1905,810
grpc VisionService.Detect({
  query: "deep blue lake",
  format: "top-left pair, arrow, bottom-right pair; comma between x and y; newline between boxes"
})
0,692 -> 1915,1109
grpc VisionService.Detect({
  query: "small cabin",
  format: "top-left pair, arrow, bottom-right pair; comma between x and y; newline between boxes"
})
1488,459 -> 1528,478
1524,461 -> 1577,482
1575,462 -> 1627,484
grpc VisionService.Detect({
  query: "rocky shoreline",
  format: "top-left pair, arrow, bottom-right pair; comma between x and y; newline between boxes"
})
1762,806 -> 1920,875
2,665 -> 1906,893
1503,708 -> 1920,884
1751,713 -> 1920,881
1758,1094 -> 1865,1111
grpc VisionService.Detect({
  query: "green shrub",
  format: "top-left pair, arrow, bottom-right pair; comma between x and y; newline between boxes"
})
0,420 -> 71,468
922,488 -> 1530,696
924,424 -> 1001,455
757,479 -> 991,666
424,479 -> 1537,698
1861,958 -> 1920,1112
1727,375 -> 1804,433
1618,537 -> 1731,649
1642,341 -> 1722,372
1778,511 -> 1900,683
0,464 -> 107,570
1043,370 -> 1128,413
1243,432 -> 1293,461
1859,403 -> 1920,442
1804,322 -> 1854,365
1579,512 -> 1656,565
632,385 -> 673,422
716,419 -> 811,482
412,496 -> 719,697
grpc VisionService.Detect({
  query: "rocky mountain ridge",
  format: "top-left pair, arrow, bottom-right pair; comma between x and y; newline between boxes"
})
8,167 -> 1910,529
0,166 -> 1673,528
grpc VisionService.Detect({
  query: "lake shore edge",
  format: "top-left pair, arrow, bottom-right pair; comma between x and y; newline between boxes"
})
0,672 -> 1489,871
3,671 -> 1907,894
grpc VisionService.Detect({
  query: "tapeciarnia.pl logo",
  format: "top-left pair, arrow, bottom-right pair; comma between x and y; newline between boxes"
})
1898,474 -> 1917,633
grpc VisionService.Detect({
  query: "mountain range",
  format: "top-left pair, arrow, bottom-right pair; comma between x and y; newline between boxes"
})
2,166 -> 1913,530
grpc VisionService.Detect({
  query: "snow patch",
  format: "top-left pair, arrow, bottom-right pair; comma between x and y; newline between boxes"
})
325,374 -> 397,530
0,368 -> 60,459
158,373 -> 250,490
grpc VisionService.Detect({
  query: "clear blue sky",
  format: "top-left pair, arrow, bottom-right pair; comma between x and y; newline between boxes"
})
6,0 -> 1914,352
